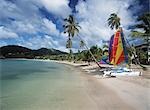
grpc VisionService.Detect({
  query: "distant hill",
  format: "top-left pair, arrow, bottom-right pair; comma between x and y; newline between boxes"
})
0,45 -> 67,59
33,48 -> 66,56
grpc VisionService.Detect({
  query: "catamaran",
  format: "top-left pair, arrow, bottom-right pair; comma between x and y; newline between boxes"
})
103,28 -> 142,77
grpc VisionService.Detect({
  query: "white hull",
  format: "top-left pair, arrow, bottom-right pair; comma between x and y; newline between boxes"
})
104,71 -> 141,76
103,67 -> 142,77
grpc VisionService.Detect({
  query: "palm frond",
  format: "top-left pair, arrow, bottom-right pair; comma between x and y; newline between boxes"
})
130,31 -> 145,37
63,15 -> 80,37
80,40 -> 85,48
131,12 -> 150,39
107,13 -> 120,30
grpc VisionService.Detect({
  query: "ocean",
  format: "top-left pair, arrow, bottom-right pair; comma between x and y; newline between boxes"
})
0,59 -> 91,110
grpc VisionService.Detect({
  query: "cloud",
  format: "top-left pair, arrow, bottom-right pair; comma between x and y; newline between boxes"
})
17,35 -> 66,50
11,21 -> 37,34
0,26 -> 18,39
43,18 -> 60,36
0,0 -> 41,21
75,0 -> 141,47
17,36 -> 52,49
0,1 -> 69,36
0,0 -> 21,20
0,0 -> 42,35
40,0 -> 71,18
0,0 -> 68,50
0,0 -> 145,51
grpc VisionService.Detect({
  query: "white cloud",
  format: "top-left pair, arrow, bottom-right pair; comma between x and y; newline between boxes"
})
18,36 -> 52,49
43,18 -> 60,36
11,21 -> 37,34
0,26 -> 18,39
40,0 -> 71,18
75,0 -> 140,47
17,35 -> 64,49
0,0 -> 66,37
0,0 -> 143,51
0,0 -> 43,36
0,0 -> 21,20
0,0 -> 42,21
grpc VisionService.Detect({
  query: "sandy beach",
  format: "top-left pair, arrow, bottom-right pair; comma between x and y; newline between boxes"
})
53,60 -> 150,110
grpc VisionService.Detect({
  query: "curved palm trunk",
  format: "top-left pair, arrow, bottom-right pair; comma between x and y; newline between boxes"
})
78,35 -> 102,68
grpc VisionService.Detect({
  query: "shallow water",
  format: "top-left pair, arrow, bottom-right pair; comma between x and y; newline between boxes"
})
0,59 -> 96,110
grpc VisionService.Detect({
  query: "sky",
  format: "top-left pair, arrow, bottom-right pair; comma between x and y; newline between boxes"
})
0,0 -> 149,52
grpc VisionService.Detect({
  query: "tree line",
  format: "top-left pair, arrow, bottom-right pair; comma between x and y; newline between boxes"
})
63,12 -> 150,65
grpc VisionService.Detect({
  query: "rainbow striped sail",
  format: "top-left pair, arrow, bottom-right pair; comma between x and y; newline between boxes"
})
109,30 -> 128,65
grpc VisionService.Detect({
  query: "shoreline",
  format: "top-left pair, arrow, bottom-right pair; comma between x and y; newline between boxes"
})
52,60 -> 150,110
2,59 -> 150,110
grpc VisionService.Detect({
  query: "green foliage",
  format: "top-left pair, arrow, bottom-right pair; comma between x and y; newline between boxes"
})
63,15 -> 80,38
63,15 -> 102,67
0,45 -> 67,59
80,40 -> 85,48
90,45 -> 102,60
63,15 -> 81,61
136,12 -> 150,34
131,12 -> 150,64
131,12 -> 150,38
63,15 -> 80,46
136,48 -> 147,63
130,31 -> 145,38
127,45 -> 148,65
131,12 -> 150,40
103,44 -> 109,49
102,44 -> 109,55
108,13 -> 121,30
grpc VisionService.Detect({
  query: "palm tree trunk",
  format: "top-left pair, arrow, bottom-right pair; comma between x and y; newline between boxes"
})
147,35 -> 149,64
78,35 -> 102,68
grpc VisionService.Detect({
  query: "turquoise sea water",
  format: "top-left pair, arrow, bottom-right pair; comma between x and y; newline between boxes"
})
0,59 -> 93,110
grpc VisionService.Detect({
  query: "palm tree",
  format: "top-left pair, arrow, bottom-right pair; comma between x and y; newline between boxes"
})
102,44 -> 109,56
131,12 -> 150,64
90,45 -> 103,60
66,37 -> 72,49
103,44 -> 109,49
64,15 -> 80,37
80,40 -> 85,48
63,15 -> 80,61
108,13 -> 121,30
63,15 -> 101,68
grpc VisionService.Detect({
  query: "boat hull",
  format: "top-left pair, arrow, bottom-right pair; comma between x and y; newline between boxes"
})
103,68 -> 142,77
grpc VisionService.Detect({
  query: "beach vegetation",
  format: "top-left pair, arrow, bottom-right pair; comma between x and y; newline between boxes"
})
63,15 -> 80,61
108,13 -> 121,30
131,12 -> 150,64
63,15 -> 102,67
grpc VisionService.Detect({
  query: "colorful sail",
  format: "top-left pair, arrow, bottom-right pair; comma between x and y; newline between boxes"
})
109,30 -> 128,65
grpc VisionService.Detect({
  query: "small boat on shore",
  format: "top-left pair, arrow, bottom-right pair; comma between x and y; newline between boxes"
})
103,28 -> 142,77
103,67 -> 142,77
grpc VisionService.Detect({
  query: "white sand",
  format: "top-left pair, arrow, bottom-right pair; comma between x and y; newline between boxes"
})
54,60 -> 150,110
95,77 -> 150,110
